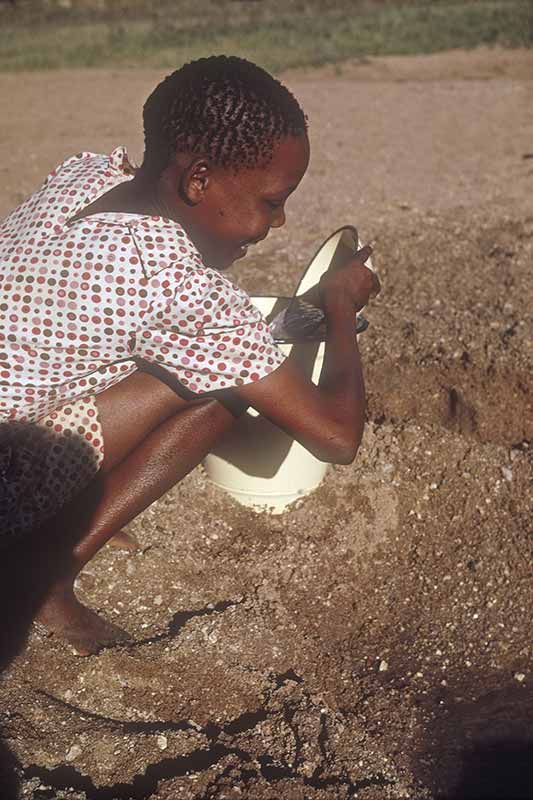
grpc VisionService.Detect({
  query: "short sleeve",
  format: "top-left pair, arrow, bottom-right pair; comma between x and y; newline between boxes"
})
134,268 -> 286,394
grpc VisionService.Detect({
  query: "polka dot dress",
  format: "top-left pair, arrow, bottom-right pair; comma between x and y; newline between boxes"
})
0,146 -> 285,538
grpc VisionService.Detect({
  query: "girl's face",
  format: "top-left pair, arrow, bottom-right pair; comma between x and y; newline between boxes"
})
185,134 -> 310,269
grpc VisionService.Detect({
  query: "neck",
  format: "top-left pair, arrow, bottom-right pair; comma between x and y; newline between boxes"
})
118,173 -> 167,218
122,167 -> 208,261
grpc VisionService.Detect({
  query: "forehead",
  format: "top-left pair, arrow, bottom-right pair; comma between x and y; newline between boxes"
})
229,134 -> 310,193
267,134 -> 310,186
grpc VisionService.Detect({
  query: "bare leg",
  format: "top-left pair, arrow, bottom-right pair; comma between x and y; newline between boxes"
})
4,371 -> 237,656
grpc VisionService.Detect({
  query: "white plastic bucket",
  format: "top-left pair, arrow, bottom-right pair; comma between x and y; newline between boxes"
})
203,226 -> 369,514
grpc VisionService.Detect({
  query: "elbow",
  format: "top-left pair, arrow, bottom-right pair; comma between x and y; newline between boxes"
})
312,428 -> 362,465
333,439 -> 360,465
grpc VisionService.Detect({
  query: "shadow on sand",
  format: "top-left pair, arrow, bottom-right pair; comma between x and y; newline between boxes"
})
0,426 -> 108,798
424,682 -> 533,800
446,738 -> 533,799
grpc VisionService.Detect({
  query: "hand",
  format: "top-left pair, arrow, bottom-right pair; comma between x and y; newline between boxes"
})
319,245 -> 380,312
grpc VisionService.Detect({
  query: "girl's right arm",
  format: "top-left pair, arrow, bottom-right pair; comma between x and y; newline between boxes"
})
228,246 -> 378,464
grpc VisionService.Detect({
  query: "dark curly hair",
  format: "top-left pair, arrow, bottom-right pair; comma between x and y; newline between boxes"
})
141,55 -> 308,177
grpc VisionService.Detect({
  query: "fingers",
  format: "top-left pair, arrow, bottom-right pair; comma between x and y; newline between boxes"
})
354,244 -> 373,263
369,270 -> 381,298
318,243 -> 380,310
353,245 -> 380,299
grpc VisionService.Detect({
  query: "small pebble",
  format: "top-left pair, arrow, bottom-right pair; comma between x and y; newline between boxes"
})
514,673 -> 526,683
157,734 -> 168,750
154,595 -> 163,606
379,659 -> 389,672
501,466 -> 513,482
66,744 -> 82,762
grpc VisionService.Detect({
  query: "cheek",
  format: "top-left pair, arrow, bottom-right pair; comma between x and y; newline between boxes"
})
241,198 -> 270,230
222,201 -> 261,237
209,185 -> 267,242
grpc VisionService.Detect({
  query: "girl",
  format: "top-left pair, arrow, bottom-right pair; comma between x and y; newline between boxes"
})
0,56 -> 379,656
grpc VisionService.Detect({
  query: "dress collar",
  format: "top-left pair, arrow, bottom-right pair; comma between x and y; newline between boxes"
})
108,145 -> 137,176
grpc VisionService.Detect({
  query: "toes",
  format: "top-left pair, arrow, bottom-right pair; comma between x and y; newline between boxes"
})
68,624 -> 130,657
35,599 -> 131,656
70,640 -> 99,657
70,613 -> 131,655
99,621 -> 131,646
106,530 -> 140,552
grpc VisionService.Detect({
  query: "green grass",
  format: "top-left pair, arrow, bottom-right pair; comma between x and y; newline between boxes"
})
0,0 -> 531,73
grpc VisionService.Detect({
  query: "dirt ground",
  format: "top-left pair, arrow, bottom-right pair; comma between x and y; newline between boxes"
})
0,46 -> 532,800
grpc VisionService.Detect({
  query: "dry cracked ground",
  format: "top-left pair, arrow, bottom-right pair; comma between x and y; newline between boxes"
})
0,47 -> 532,800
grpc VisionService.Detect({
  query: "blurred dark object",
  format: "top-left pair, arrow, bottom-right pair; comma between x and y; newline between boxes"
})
270,297 -> 369,343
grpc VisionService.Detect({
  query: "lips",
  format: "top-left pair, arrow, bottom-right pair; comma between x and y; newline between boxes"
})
242,232 -> 268,248
233,233 -> 269,262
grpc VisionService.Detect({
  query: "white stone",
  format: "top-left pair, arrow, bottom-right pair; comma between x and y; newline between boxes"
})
66,744 -> 82,762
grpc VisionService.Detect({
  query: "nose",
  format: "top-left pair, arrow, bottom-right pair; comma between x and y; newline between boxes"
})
270,206 -> 286,229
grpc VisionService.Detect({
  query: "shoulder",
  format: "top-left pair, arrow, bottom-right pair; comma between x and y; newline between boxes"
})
46,145 -> 135,187
126,220 -> 259,325
126,217 -> 203,280
0,146 -> 133,241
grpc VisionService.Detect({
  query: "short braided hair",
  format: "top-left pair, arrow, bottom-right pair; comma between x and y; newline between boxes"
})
141,55 -> 308,177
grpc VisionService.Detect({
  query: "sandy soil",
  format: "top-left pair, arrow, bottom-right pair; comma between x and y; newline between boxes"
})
0,47 -> 532,800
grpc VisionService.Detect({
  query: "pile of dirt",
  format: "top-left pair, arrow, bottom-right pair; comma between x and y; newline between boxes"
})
0,48 -> 532,800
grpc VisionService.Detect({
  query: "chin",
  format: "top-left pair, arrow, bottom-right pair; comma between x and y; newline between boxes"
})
203,256 -> 233,271
206,250 -> 243,271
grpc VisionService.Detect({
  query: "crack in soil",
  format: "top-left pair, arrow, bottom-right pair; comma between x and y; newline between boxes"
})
366,357 -> 532,446
127,598 -> 244,649
274,668 -> 304,687
24,743 -> 253,800
26,728 -> 387,800
317,710 -> 328,761
256,754 -> 395,796
19,676 -> 398,799
283,705 -> 302,768
33,689 -> 267,740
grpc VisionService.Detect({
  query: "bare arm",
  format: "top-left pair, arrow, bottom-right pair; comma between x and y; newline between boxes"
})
226,246 -> 379,464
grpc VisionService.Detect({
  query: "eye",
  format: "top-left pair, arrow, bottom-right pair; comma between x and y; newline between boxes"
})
265,199 -> 284,210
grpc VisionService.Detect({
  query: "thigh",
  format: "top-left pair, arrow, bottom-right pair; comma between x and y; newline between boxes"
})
96,370 -> 194,472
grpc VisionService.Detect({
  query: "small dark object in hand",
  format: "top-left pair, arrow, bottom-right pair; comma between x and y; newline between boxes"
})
271,298 -> 368,343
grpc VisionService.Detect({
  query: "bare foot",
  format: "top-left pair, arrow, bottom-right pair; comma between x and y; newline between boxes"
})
36,588 -> 130,656
106,530 -> 140,552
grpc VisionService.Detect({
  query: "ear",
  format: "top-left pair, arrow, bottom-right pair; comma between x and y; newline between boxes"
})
179,158 -> 212,206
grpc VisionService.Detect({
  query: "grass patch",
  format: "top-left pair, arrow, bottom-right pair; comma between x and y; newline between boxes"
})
0,0 -> 531,73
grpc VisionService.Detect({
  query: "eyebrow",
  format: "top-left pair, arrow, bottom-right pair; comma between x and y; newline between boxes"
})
264,184 -> 298,199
